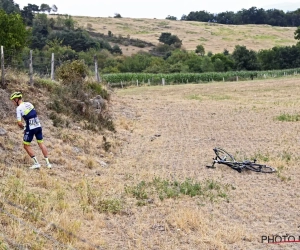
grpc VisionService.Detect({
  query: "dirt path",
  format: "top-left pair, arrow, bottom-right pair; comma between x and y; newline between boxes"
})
108,79 -> 300,249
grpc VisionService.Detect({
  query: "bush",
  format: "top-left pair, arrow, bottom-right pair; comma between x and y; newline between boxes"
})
56,60 -> 88,84
48,80 -> 114,131
86,82 -> 109,100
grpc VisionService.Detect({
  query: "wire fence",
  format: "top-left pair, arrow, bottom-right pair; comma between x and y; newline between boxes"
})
0,46 -> 100,87
3,48 -> 53,77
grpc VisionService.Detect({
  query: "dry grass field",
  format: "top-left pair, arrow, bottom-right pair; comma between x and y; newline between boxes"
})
1,73 -> 300,249
72,16 -> 297,56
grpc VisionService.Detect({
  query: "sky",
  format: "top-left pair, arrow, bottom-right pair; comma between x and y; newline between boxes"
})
15,0 -> 300,19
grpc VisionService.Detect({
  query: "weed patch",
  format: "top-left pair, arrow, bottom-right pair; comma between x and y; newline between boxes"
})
253,151 -> 270,162
276,113 -> 300,122
125,178 -> 232,205
186,94 -> 202,101
95,199 -> 123,214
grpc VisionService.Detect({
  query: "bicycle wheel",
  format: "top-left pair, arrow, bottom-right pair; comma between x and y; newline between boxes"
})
214,148 -> 235,162
245,163 -> 276,173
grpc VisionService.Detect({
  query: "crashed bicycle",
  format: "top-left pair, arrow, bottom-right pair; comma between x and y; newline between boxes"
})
206,148 -> 276,173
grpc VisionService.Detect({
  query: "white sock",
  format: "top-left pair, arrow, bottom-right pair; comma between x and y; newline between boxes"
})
45,157 -> 50,164
32,156 -> 39,164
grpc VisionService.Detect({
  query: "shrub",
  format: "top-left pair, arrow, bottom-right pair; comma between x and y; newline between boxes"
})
95,199 -> 123,213
56,60 -> 88,84
48,80 -> 114,131
86,82 -> 109,100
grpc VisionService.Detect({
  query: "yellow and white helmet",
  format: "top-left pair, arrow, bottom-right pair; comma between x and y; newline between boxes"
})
10,92 -> 22,100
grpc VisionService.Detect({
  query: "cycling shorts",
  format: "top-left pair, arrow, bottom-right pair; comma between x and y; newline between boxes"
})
23,127 -> 43,145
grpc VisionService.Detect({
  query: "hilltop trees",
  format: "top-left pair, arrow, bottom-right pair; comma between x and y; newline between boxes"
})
182,6 -> 300,27
166,15 -> 177,20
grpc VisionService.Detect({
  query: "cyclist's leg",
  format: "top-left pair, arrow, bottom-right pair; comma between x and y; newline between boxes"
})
23,130 -> 35,157
24,130 -> 40,168
36,128 -> 51,167
35,128 -> 48,157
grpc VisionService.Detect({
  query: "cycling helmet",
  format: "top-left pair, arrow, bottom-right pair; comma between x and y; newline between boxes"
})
10,92 -> 22,100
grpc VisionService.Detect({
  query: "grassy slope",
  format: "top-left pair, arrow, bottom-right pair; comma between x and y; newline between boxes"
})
73,16 -> 297,56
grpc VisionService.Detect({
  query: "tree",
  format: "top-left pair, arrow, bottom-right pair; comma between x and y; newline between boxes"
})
0,10 -> 29,51
201,57 -> 214,72
47,29 -> 100,52
0,0 -> 20,14
166,49 -> 190,65
21,4 -> 39,26
158,32 -> 182,47
31,13 -> 51,49
215,11 -> 235,24
195,45 -> 205,56
114,13 -> 122,18
166,15 -> 177,20
111,44 -> 122,54
257,48 -> 279,70
64,15 -> 76,30
180,14 -> 187,20
213,58 -> 225,72
185,54 -> 203,72
40,3 -> 51,13
185,10 -> 214,22
51,4 -> 58,13
294,26 -> 300,40
211,53 -> 234,71
232,45 -> 260,70
223,49 -> 229,56
118,52 -> 152,72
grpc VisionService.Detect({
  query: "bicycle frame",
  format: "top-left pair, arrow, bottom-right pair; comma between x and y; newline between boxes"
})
207,148 -> 276,173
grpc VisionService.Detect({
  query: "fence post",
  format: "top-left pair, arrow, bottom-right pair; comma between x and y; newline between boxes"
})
94,55 -> 100,82
1,46 -> 4,88
29,50 -> 33,85
136,80 -> 138,86
162,78 -> 165,86
51,53 -> 54,81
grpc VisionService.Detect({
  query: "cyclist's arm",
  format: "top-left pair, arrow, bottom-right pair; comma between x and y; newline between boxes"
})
17,121 -> 24,129
16,107 -> 24,129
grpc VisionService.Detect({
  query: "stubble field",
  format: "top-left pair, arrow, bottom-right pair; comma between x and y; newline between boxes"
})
1,76 -> 300,249
109,77 -> 300,249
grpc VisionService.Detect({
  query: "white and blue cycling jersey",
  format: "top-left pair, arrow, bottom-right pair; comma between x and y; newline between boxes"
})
16,102 -> 41,131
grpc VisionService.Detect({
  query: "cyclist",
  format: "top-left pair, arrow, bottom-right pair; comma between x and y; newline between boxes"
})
10,92 -> 52,169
